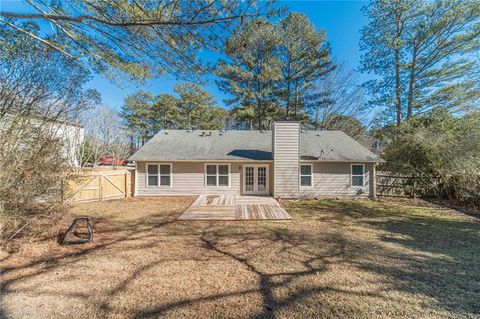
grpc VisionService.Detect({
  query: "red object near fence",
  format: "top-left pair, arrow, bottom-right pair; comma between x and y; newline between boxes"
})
98,157 -> 128,166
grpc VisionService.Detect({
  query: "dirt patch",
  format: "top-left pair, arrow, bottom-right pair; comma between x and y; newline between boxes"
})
1,197 -> 479,318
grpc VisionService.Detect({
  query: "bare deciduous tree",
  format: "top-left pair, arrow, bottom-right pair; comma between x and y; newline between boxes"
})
311,64 -> 367,133
80,105 -> 131,169
0,24 -> 97,245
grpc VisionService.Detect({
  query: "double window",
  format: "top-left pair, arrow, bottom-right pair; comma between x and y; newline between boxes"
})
300,164 -> 313,187
147,164 -> 172,187
205,164 -> 229,187
351,164 -> 364,186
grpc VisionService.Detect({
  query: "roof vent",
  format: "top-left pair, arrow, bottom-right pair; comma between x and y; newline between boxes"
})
260,129 -> 265,133
164,131 -> 168,135
301,129 -> 306,134
186,129 -> 192,133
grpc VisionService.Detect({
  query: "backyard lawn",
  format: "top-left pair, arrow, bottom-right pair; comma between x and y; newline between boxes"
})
1,197 -> 479,319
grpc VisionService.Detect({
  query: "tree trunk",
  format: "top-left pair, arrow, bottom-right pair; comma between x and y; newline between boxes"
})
394,47 -> 402,126
286,57 -> 292,117
257,100 -> 263,130
394,15 -> 404,127
294,81 -> 299,119
407,44 -> 418,119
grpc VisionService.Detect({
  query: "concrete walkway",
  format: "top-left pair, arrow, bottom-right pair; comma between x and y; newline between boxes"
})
177,195 -> 292,221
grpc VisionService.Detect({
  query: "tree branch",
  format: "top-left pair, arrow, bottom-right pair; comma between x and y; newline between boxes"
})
0,11 -> 260,27
0,18 -> 74,59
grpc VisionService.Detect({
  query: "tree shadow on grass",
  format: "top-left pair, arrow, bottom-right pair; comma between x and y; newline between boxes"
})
131,223 -> 363,319
2,198 -> 480,318
288,199 -> 480,317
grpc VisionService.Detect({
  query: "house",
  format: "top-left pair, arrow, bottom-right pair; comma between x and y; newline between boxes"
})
129,121 -> 384,198
0,113 -> 84,167
51,119 -> 84,168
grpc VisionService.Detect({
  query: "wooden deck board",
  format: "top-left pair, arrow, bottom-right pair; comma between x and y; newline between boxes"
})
179,195 -> 291,221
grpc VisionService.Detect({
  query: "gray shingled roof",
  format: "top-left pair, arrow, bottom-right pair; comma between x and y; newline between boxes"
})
129,130 -> 384,163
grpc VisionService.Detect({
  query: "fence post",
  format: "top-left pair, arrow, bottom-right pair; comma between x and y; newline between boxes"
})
99,175 -> 104,201
125,171 -> 128,198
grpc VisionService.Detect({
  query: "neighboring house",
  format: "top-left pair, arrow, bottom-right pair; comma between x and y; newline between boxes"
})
50,119 -> 84,168
0,114 -> 84,167
129,121 -> 384,198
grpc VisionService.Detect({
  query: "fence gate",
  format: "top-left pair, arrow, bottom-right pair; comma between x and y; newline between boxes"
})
66,170 -> 133,202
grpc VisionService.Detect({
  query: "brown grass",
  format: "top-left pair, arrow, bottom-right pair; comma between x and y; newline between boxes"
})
1,197 -> 479,319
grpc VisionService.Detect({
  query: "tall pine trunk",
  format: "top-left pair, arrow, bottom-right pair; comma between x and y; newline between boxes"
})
286,57 -> 292,117
407,44 -> 418,119
294,81 -> 299,118
394,19 -> 403,126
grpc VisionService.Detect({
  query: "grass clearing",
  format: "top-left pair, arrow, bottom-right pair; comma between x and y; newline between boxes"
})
1,197 -> 479,318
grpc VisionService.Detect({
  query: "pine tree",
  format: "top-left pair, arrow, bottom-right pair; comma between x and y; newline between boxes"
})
121,91 -> 155,146
361,0 -> 480,126
217,15 -> 334,128
1,1 -> 273,81
277,13 -> 334,119
216,19 -> 283,130
152,94 -> 179,130
174,83 -> 226,130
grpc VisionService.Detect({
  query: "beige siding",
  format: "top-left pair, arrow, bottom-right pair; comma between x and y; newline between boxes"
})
135,160 -> 376,197
135,161 -> 274,196
273,122 -> 300,198
299,162 -> 375,197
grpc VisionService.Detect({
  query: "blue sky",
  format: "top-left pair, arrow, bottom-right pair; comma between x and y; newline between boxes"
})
1,0 -> 370,110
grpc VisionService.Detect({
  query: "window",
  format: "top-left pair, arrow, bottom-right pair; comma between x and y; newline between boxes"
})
147,164 -> 158,186
159,164 -> 171,186
147,164 -> 171,187
300,164 -> 313,187
218,165 -> 229,186
205,164 -> 229,187
206,165 -> 217,186
351,164 -> 364,186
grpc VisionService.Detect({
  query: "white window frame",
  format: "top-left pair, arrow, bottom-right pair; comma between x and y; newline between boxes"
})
204,163 -> 230,188
351,163 -> 365,187
146,163 -> 173,188
300,163 -> 313,188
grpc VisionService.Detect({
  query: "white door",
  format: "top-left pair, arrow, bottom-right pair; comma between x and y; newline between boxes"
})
243,165 -> 269,195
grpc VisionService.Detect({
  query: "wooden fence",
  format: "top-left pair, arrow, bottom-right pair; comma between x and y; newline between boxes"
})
65,169 -> 134,202
376,172 -> 441,198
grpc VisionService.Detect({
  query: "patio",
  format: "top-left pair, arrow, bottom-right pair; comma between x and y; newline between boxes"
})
177,195 -> 292,221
